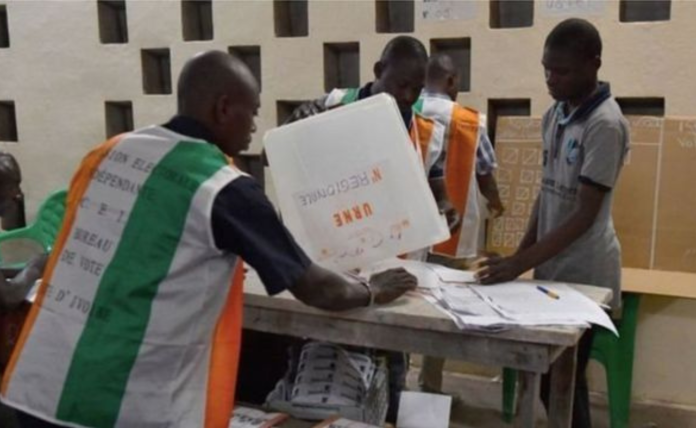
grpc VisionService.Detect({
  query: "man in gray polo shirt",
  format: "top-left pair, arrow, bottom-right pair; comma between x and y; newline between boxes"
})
478,18 -> 629,428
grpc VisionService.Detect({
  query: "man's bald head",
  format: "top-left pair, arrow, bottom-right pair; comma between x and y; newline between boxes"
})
425,53 -> 460,101
427,54 -> 458,85
176,51 -> 260,156
177,50 -> 258,116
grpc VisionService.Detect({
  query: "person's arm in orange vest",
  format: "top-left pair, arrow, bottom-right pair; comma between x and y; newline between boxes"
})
429,177 -> 461,233
477,173 -> 505,218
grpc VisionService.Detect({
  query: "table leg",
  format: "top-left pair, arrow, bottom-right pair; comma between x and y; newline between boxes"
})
547,345 -> 578,428
514,370 -> 541,428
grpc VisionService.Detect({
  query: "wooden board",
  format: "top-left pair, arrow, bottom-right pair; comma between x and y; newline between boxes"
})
654,118 -> 696,272
622,268 -> 696,299
487,117 -> 543,256
612,116 -> 662,269
485,115 -> 696,277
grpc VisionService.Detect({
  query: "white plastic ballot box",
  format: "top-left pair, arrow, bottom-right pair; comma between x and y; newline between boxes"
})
264,94 -> 449,271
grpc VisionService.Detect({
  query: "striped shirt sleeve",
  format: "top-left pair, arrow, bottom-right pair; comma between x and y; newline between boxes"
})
476,131 -> 498,175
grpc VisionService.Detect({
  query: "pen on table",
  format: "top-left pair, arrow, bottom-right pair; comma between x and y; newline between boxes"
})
536,285 -> 560,300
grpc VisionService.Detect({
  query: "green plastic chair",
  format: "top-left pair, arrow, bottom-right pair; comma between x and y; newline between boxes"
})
0,189 -> 67,268
502,293 -> 642,428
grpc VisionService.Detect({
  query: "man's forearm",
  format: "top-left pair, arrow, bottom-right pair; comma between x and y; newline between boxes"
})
515,183 -> 607,272
291,264 -> 370,311
312,280 -> 371,311
476,173 -> 501,205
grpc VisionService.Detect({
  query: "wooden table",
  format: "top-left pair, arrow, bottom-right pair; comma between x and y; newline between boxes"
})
243,278 -> 612,428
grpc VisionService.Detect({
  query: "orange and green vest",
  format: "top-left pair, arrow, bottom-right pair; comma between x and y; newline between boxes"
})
2,126 -> 246,428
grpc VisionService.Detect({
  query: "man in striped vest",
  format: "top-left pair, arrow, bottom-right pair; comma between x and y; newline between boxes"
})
416,54 -> 504,262
1,51 -> 417,428
415,54 -> 504,399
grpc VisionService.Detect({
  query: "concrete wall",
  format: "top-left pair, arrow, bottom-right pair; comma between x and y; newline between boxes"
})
1,0 -> 695,410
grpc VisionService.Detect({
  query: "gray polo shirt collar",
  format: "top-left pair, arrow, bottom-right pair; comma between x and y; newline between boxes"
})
554,82 -> 613,126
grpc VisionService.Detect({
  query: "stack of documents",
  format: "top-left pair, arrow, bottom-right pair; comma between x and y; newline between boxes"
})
360,259 -> 617,335
291,342 -> 376,407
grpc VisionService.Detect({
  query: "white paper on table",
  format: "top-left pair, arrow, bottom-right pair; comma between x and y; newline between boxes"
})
423,286 -> 585,332
422,291 -> 508,331
430,265 -> 477,283
361,257 -> 479,285
470,282 -> 618,335
438,284 -> 499,316
397,391 -> 452,428
264,94 -> 449,271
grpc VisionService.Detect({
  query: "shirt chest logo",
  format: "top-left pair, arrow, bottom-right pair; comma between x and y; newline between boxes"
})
565,138 -> 580,165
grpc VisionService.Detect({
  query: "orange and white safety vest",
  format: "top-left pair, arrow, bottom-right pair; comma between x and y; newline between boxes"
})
2,126 -> 246,428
